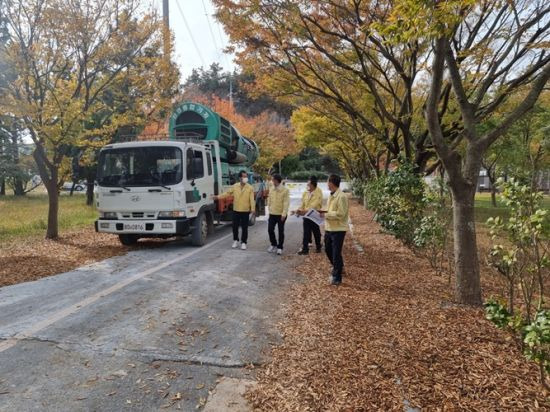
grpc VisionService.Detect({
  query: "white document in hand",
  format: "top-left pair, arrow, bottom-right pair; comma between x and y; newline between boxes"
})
303,208 -> 324,226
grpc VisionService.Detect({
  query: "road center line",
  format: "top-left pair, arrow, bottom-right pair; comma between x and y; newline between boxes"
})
0,232 -> 233,353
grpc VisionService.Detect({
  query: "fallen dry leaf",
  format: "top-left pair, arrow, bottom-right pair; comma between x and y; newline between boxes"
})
245,200 -> 550,411
0,227 -> 164,287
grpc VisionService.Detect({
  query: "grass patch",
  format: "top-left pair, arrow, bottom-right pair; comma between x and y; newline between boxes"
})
0,193 -> 97,242
475,192 -> 550,225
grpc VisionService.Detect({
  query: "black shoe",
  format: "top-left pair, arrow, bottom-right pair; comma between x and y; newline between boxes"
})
330,277 -> 342,286
315,247 -> 322,253
297,249 -> 309,255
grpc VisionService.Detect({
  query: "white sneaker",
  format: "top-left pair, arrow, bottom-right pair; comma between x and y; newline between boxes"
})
232,241 -> 239,249
267,245 -> 276,253
277,248 -> 283,255
241,243 -> 247,250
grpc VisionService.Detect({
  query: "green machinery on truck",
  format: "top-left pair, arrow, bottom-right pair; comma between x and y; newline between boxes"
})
169,101 -> 260,186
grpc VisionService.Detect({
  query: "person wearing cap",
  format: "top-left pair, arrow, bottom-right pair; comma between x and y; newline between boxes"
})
296,176 -> 323,255
267,174 -> 290,255
213,170 -> 255,250
319,174 -> 348,285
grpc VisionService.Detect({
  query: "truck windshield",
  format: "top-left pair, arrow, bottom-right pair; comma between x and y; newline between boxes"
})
97,147 -> 183,187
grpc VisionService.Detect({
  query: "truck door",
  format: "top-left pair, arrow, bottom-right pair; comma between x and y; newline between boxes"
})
185,147 -> 211,215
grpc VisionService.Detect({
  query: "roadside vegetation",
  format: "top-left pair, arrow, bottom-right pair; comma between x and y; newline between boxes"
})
0,193 -> 96,242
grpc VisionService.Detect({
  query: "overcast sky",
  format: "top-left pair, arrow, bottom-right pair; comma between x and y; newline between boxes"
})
151,0 -> 237,82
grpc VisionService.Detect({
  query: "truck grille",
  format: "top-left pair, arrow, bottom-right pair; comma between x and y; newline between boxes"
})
120,212 -> 156,219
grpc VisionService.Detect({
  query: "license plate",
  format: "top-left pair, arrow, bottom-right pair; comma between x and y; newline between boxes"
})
123,223 -> 145,231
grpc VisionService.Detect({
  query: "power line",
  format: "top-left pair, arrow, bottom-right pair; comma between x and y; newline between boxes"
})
174,0 -> 205,68
201,0 -> 220,54
210,2 -> 232,69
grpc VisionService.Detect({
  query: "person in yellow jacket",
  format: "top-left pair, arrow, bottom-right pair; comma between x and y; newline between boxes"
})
319,174 -> 348,285
267,174 -> 290,255
296,176 -> 323,255
214,170 -> 255,250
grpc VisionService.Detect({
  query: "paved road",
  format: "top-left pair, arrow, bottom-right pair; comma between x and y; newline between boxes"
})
0,184 -> 321,411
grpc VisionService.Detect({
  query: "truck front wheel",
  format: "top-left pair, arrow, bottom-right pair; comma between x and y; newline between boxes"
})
119,234 -> 139,246
191,213 -> 208,246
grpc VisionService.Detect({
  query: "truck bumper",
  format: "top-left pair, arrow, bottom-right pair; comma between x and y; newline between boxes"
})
95,219 -> 191,236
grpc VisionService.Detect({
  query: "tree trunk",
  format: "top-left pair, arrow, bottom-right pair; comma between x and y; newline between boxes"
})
451,185 -> 482,305
33,144 -> 59,240
487,170 -> 497,207
45,179 -> 59,239
490,187 -> 497,207
0,178 -> 5,195
10,124 -> 24,196
86,177 -> 94,206
13,180 -> 24,196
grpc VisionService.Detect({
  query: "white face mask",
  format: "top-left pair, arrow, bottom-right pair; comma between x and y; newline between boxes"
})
241,177 -> 248,184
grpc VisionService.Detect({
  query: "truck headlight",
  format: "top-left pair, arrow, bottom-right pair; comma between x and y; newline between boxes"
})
158,211 -> 185,218
101,212 -> 117,219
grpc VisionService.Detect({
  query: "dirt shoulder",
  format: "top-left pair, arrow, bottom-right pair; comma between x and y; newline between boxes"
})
247,200 -> 547,410
0,228 -> 155,288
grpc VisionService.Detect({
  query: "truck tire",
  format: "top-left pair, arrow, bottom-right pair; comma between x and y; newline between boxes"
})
119,234 -> 138,246
191,212 -> 208,246
248,212 -> 256,226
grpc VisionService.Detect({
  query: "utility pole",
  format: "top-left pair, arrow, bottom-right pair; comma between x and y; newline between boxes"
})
162,0 -> 170,59
229,74 -> 233,109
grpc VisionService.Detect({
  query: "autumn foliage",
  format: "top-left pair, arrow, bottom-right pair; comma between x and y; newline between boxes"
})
184,93 -> 297,175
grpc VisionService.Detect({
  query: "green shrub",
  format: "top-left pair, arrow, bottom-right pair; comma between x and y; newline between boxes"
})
524,309 -> 550,388
485,177 -> 550,388
413,179 -> 453,277
364,163 -> 425,246
485,299 -> 550,388
288,170 -> 328,181
484,298 -> 513,329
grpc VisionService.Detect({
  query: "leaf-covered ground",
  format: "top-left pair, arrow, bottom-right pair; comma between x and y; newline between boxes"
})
247,200 -> 548,411
0,228 -> 160,287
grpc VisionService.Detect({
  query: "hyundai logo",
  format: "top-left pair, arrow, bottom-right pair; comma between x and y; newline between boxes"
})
130,195 -> 141,202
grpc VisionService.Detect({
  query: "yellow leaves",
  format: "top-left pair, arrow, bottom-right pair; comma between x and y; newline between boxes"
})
1,0 -> 179,167
374,0 -> 476,42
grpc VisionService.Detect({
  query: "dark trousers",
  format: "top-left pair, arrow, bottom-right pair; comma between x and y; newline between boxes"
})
268,214 -> 285,249
302,219 -> 321,252
325,231 -> 346,281
232,211 -> 249,243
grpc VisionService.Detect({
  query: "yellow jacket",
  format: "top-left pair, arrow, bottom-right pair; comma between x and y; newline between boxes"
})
268,185 -> 290,217
300,187 -> 323,211
219,183 -> 255,212
325,189 -> 349,232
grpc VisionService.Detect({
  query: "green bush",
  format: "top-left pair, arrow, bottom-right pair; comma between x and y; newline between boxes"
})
524,309 -> 550,387
485,177 -> 550,388
413,179 -> 453,276
364,163 -> 425,246
350,178 -> 369,204
485,299 -> 550,388
288,170 -> 328,181
484,298 -> 514,330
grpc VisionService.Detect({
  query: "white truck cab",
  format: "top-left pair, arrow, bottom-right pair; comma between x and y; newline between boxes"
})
95,140 -> 264,246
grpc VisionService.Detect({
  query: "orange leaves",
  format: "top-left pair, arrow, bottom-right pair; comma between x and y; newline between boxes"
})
185,94 -> 296,173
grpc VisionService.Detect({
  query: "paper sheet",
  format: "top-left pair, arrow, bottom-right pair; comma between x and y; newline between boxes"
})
303,208 -> 324,226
